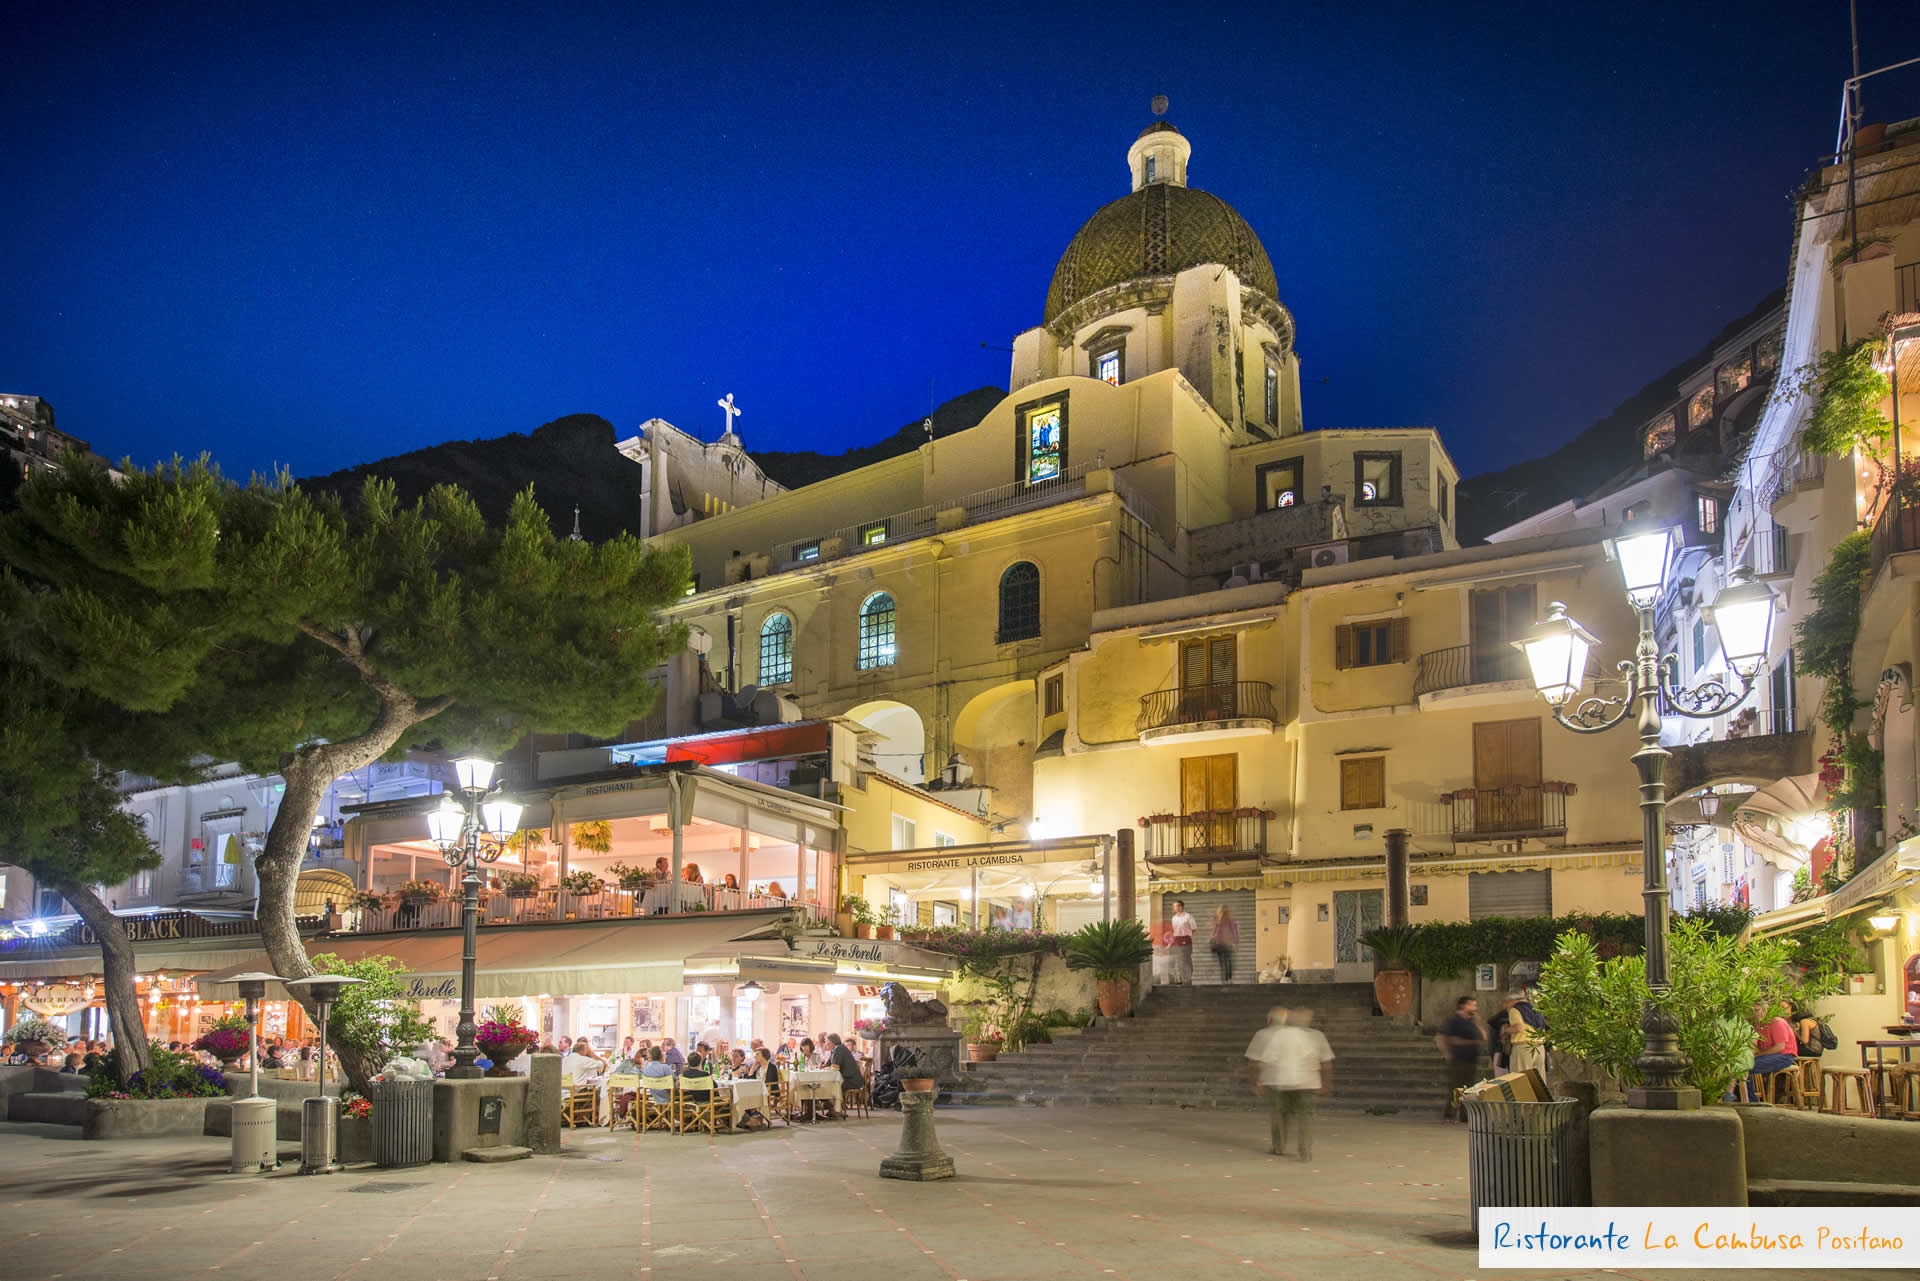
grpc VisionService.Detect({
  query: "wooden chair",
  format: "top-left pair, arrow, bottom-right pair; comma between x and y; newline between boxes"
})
1819,1066 -> 1875,1117
842,1071 -> 872,1119
676,1075 -> 721,1136
561,1074 -> 600,1128
636,1079 -> 676,1134
605,1073 -> 640,1131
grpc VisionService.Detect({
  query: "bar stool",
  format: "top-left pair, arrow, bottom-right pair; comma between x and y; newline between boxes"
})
1749,1065 -> 1807,1109
1819,1066 -> 1875,1117
1884,1064 -> 1920,1121
1795,1056 -> 1823,1104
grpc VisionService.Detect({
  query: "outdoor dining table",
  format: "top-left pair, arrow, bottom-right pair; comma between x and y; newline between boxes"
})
785,1068 -> 844,1115
1858,1038 -> 1920,1109
640,882 -> 707,914
721,1077 -> 769,1129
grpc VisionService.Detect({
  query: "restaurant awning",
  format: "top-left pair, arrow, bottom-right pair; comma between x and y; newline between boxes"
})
0,946 -> 267,984
194,910 -> 794,1001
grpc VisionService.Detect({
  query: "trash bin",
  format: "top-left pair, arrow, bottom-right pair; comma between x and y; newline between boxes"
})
300,1096 -> 337,1174
372,1078 -> 435,1168
1462,1096 -> 1581,1233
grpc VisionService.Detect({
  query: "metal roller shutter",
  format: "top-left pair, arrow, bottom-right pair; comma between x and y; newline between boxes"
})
1161,889 -> 1259,984
1467,870 -> 1552,920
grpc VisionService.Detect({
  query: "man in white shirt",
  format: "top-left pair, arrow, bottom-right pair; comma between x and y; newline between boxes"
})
1245,1006 -> 1334,1160
1168,900 -> 1197,985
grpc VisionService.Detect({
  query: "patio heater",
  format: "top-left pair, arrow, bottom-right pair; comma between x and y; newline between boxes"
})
285,973 -> 366,1174
425,755 -> 523,1079
225,970 -> 284,1174
1514,530 -> 1776,1110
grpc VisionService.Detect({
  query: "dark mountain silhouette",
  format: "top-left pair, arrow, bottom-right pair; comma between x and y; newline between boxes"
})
749,386 -> 1005,489
1455,288 -> 1786,545
297,387 -> 1009,538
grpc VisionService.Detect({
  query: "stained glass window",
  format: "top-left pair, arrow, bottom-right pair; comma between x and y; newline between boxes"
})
759,613 -> 793,685
1360,482 -> 1377,501
1096,348 -> 1122,385
858,593 -> 896,670
1278,491 -> 1295,507
1026,405 -> 1063,482
861,523 -> 887,546
1354,452 -> 1399,506
997,562 -> 1041,643
1644,414 -> 1677,457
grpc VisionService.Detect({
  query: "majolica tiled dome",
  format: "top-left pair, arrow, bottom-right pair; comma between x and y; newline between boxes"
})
1044,183 -> 1278,326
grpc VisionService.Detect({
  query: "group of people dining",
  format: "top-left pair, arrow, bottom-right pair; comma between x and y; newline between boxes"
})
626,857 -> 790,898
552,1029 -> 869,1128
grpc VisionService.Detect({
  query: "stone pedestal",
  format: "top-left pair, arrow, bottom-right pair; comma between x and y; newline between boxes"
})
1590,1104 -> 1746,1206
875,1027 -> 964,1098
525,1054 -> 562,1155
879,1091 -> 954,1181
431,1077 -> 529,1164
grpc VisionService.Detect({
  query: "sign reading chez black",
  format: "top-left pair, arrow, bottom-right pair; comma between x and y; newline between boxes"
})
68,912 -> 253,947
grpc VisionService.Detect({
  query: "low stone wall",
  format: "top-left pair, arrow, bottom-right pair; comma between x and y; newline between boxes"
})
1738,1104 -> 1920,1186
9,1092 -> 90,1126
82,1097 -> 210,1140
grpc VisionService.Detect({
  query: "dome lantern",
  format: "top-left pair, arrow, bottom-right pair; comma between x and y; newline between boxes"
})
1127,120 -> 1189,191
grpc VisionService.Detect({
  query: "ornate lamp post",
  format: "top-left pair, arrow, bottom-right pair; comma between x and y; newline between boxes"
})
424,756 -> 523,1080
1514,527 -> 1777,1110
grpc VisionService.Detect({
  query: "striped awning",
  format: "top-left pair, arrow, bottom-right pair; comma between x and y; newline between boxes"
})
1261,847 -> 1640,886
1142,875 -> 1266,894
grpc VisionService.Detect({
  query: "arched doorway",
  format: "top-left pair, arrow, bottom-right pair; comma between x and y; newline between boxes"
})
954,682 -> 1038,825
845,699 -> 929,784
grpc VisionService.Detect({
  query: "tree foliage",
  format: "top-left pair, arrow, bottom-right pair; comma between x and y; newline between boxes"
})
1795,338 -> 1891,471
305,952 -> 438,1072
0,457 -> 690,1090
1795,530 -> 1873,742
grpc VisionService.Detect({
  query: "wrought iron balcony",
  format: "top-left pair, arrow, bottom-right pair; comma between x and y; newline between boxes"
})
1870,495 -> 1920,579
1138,808 -> 1278,875
1136,681 -> 1277,742
1444,783 -> 1571,842
1412,645 -> 1529,697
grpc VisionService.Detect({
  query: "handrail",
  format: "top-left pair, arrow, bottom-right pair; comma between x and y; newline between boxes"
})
1136,681 -> 1277,731
338,884 -> 824,935
1412,645 -> 1528,696
1138,809 -> 1275,861
1445,784 -> 1570,840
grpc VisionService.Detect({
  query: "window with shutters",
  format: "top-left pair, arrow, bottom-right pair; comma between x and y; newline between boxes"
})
1472,718 -> 1543,833
1180,753 -> 1238,851
759,612 -> 794,685
1334,618 -> 1408,669
1469,585 -> 1535,684
1043,673 -> 1064,717
1177,636 -> 1237,720
997,562 -> 1041,642
1340,756 -> 1386,810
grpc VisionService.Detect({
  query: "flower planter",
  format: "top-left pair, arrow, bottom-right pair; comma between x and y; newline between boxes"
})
965,1042 -> 1001,1063
13,1039 -> 48,1062
1095,978 -> 1131,1017
482,1062 -> 517,1078
1372,969 -> 1414,1017
875,925 -> 896,941
505,887 -> 538,899
399,892 -> 436,906
854,924 -> 879,939
901,1077 -> 937,1093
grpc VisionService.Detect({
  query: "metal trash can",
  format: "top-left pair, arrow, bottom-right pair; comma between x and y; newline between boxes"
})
371,1078 -> 435,1168
300,1096 -> 338,1174
1463,1096 -> 1581,1232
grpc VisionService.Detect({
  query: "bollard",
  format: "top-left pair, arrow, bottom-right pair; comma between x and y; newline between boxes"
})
878,1089 -> 954,1181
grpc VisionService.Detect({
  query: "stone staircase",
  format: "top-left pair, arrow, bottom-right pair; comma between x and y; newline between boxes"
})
949,982 -> 1451,1114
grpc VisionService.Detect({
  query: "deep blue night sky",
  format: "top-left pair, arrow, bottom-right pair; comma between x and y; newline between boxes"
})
5,2 -> 1917,482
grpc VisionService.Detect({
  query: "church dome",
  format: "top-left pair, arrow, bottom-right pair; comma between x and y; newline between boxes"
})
1044,182 -> 1278,326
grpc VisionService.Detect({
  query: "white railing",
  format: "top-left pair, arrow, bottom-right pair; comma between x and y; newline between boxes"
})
343,884 -> 824,934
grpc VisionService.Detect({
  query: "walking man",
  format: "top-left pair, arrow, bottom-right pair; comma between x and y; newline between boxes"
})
1438,995 -> 1485,1122
1246,1006 -> 1333,1160
1168,899 -> 1196,985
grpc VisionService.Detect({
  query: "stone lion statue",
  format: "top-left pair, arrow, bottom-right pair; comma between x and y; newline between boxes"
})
880,981 -> 948,1025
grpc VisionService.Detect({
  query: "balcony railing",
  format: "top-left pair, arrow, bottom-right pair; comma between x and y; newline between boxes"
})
338,884 -> 826,935
1746,523 -> 1792,576
1138,808 -> 1277,872
1136,681 -> 1277,733
1444,784 -> 1571,841
1412,645 -> 1529,697
1870,496 -> 1920,579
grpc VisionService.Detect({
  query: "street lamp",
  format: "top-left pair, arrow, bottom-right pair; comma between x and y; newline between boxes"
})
1514,529 -> 1777,1111
425,754 -> 523,1080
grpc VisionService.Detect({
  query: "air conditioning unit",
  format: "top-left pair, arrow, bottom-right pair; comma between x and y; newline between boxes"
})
1230,561 -> 1263,584
1301,540 -> 1349,569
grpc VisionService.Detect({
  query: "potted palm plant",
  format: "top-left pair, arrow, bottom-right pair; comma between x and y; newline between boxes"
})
1358,923 -> 1419,1017
1061,918 -> 1155,1017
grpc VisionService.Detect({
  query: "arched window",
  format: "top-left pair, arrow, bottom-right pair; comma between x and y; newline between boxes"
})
858,593 -> 896,670
759,612 -> 793,685
997,562 -> 1041,643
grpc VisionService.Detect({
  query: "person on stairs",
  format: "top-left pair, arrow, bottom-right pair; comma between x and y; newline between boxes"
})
1168,900 -> 1196,985
1210,905 -> 1240,984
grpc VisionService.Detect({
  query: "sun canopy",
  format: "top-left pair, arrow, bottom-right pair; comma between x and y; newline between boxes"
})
194,910 -> 793,1002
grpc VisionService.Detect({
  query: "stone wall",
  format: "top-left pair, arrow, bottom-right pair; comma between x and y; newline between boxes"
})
83,1097 -> 210,1140
1738,1104 -> 1920,1188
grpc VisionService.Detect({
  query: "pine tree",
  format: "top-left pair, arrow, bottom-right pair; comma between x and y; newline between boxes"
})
1,458 -> 689,1088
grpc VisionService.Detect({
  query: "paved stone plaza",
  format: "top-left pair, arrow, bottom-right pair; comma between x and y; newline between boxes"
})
0,1109 -> 1879,1281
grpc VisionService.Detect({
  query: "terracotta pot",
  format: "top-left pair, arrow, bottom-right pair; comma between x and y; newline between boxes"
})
1095,978 -> 1131,1017
835,912 -> 856,936
965,1042 -> 1000,1063
855,924 -> 879,939
875,925 -> 896,940
506,886 -> 538,899
901,1077 -> 937,1093
1372,969 -> 1414,1017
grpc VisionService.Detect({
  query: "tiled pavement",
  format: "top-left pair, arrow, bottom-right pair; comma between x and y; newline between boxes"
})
0,1108 -> 1885,1281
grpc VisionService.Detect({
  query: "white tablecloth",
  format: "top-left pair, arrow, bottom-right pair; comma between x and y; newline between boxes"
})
723,1078 -> 767,1129
641,883 -> 707,913
786,1068 -> 843,1109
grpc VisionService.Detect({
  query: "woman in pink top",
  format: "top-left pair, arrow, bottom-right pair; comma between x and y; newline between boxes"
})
1210,906 -> 1241,984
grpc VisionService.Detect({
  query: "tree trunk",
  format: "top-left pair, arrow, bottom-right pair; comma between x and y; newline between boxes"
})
54,881 -> 150,1086
254,692 -> 438,1095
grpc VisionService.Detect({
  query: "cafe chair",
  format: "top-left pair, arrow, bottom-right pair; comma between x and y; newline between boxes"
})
1819,1066 -> 1875,1118
676,1076 -> 721,1136
637,1083 -> 676,1134
605,1073 -> 640,1131
561,1074 -> 599,1128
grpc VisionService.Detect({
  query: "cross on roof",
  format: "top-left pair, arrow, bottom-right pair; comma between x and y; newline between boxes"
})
717,393 -> 741,439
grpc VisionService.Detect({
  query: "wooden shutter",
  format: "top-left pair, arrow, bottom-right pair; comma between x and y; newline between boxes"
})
1334,624 -> 1353,670
1181,639 -> 1206,689
1340,757 -> 1384,810
1389,617 -> 1410,663
1473,719 -> 1543,832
